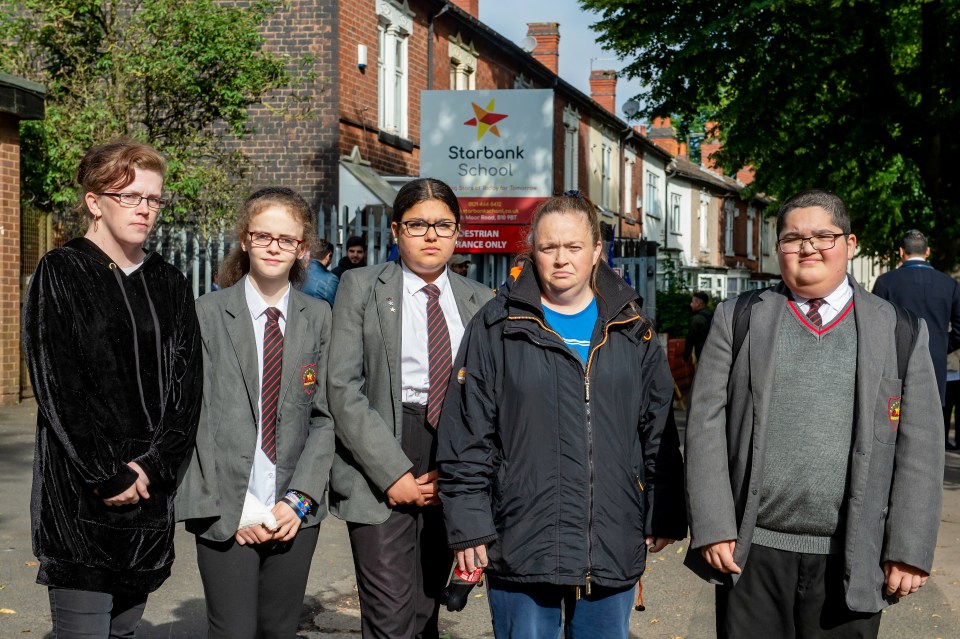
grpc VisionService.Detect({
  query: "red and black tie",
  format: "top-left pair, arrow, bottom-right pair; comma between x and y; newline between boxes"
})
260,307 -> 283,463
424,284 -> 452,428
806,298 -> 825,329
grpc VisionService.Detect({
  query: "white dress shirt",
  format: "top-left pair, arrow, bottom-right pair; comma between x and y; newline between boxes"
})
243,275 -> 290,510
400,263 -> 465,404
791,278 -> 853,326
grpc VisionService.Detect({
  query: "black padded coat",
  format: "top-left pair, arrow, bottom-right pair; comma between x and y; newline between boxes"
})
438,262 -> 686,590
22,238 -> 202,595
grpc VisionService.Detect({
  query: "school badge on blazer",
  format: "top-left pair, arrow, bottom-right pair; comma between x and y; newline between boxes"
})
301,363 -> 318,395
887,396 -> 901,431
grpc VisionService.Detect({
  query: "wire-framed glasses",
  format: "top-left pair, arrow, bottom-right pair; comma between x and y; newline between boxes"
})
248,232 -> 304,252
776,233 -> 846,254
98,192 -> 169,210
400,220 -> 459,238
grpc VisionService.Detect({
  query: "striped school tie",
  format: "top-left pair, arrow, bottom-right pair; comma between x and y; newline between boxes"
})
424,284 -> 451,428
806,298 -> 825,329
260,307 -> 283,463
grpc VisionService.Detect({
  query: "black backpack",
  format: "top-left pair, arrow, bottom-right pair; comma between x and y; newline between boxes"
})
730,287 -> 919,379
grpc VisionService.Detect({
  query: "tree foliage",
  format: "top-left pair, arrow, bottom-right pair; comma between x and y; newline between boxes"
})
1,0 -> 314,237
580,0 -> 960,269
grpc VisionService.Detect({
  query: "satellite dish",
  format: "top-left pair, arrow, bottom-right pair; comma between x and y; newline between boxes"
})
520,36 -> 537,53
622,100 -> 640,118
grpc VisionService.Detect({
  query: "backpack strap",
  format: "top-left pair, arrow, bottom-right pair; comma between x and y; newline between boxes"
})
731,288 -> 765,366
893,304 -> 920,380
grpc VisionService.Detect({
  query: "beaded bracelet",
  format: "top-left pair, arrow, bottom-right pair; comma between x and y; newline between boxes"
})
283,490 -> 312,519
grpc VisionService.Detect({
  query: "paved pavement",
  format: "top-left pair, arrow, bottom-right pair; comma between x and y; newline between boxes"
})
1,398 -> 959,638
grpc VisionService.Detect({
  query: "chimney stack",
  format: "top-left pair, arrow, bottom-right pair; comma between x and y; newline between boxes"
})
648,117 -> 680,156
527,22 -> 560,74
589,69 -> 617,115
700,121 -> 722,174
450,0 -> 479,18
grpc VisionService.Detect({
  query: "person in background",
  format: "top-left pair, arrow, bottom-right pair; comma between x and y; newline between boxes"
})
327,178 -> 493,638
684,290 -> 713,365
302,237 -> 339,306
332,235 -> 367,278
438,193 -> 686,638
22,139 -> 203,637
176,187 -> 335,638
872,229 -> 960,449
685,189 -> 943,638
448,254 -> 471,278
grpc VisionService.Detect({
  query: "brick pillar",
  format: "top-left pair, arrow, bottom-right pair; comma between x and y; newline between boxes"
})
589,69 -> 617,115
527,22 -> 560,74
0,117 -> 22,405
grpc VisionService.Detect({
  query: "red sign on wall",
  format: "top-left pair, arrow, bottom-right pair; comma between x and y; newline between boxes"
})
458,197 -> 545,226
456,225 -> 528,254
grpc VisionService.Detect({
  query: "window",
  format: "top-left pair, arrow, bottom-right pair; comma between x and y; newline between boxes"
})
747,206 -> 756,259
563,107 -> 579,192
698,194 -> 709,249
623,152 -> 636,216
724,199 -> 736,256
377,0 -> 413,137
645,172 -> 661,218
448,33 -> 477,91
669,192 -> 681,234
601,142 -> 613,208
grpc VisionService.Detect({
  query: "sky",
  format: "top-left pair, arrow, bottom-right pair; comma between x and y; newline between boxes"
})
479,0 -> 646,123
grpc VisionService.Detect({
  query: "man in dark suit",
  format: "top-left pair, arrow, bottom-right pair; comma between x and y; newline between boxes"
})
685,190 -> 943,638
873,229 -> 960,447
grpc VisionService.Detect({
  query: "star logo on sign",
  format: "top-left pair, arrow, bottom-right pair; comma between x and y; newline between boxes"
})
464,100 -> 508,140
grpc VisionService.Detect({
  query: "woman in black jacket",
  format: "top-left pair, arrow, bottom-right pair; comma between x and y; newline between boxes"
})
437,193 -> 686,638
22,140 -> 202,637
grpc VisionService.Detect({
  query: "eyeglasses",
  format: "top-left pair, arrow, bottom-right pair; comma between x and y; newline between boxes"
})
98,192 -> 169,210
400,220 -> 459,238
247,232 -> 304,252
776,233 -> 847,254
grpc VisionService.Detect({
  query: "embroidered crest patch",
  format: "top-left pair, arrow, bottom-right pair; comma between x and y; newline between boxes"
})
457,367 -> 467,384
887,396 -> 901,431
301,364 -> 318,395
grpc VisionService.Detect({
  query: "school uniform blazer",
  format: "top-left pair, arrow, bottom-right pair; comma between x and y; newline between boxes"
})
683,277 -> 944,613
327,261 -> 494,525
175,278 -> 335,541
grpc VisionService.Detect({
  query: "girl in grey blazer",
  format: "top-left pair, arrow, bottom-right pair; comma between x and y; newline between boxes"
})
176,188 -> 335,639
327,179 -> 493,638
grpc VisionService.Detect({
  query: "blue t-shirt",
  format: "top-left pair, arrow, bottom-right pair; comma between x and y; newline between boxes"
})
543,298 -> 598,366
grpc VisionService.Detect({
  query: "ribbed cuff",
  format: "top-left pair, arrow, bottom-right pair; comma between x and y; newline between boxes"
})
450,534 -> 498,551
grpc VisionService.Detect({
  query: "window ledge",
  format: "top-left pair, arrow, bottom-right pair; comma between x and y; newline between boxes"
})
378,130 -> 414,152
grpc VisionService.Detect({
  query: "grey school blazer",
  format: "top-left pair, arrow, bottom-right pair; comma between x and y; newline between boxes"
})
683,277 -> 944,613
175,277 -> 335,541
327,261 -> 494,525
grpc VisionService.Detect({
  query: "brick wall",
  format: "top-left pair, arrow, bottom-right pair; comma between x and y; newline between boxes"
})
0,116 -> 22,405
222,0 -> 340,207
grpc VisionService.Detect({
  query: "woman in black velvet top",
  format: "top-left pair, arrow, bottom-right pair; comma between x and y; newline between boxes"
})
21,140 -> 203,637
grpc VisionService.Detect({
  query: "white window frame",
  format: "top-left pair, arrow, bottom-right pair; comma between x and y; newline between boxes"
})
645,171 -> 661,218
698,192 -> 709,249
562,106 -> 579,192
623,151 -> 636,215
601,140 -> 613,208
670,192 -> 682,234
448,33 -> 478,91
747,206 -> 756,259
376,0 -> 413,138
724,199 -> 736,256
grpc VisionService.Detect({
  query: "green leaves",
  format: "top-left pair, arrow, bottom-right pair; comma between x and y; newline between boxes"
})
1,0 -> 313,236
581,0 -> 960,268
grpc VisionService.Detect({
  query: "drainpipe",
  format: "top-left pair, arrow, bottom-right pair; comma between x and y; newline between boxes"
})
427,4 -> 452,90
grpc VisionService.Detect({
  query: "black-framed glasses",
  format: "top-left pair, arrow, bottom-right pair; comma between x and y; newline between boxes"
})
400,219 -> 459,238
98,192 -> 169,210
247,232 -> 304,252
776,233 -> 846,254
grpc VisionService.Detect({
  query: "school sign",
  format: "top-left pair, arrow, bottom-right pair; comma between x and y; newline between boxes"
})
420,90 -> 553,253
